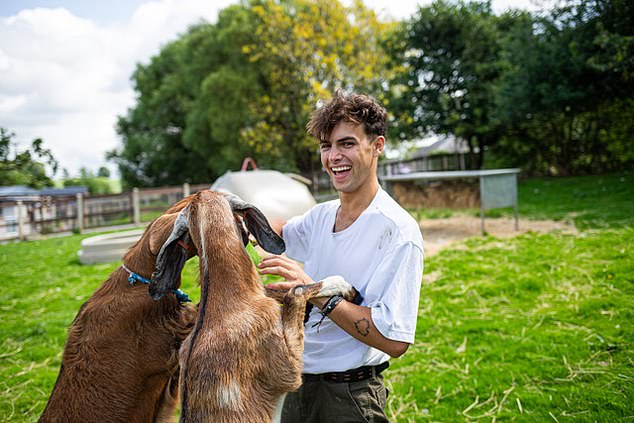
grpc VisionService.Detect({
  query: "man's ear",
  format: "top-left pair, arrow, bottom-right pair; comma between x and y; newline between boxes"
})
374,136 -> 385,157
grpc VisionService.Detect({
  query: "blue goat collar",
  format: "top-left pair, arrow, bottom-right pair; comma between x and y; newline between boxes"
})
120,264 -> 191,303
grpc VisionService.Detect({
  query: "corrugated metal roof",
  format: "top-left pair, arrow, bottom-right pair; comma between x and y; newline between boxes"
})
0,185 -> 39,196
0,185 -> 89,200
39,186 -> 89,196
411,136 -> 469,158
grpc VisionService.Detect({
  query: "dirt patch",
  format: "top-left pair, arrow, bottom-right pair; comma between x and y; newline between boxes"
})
421,216 -> 577,256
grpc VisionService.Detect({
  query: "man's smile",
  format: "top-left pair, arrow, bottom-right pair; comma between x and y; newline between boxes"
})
331,165 -> 352,175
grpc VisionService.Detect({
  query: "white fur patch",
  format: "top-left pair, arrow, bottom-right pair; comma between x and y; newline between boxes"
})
217,379 -> 242,409
316,275 -> 354,298
272,393 -> 287,423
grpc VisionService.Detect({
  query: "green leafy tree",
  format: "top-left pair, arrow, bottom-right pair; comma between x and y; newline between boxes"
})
493,0 -> 634,175
241,0 -> 394,174
97,166 -> 111,178
63,166 -> 114,195
109,1 -> 394,186
109,23 -> 214,189
179,6 -> 261,177
388,0 -> 507,169
0,127 -> 58,188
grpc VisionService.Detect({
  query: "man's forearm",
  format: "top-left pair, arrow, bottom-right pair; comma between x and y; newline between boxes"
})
318,299 -> 409,358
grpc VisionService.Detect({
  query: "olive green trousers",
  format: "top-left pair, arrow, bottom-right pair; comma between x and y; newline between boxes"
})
281,374 -> 389,423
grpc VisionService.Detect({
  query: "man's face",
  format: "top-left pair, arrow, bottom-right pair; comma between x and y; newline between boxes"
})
319,121 -> 384,194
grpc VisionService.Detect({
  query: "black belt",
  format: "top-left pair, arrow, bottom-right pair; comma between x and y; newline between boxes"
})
303,361 -> 389,383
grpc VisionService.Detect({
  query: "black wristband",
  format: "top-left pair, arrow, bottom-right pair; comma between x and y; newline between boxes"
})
320,295 -> 344,318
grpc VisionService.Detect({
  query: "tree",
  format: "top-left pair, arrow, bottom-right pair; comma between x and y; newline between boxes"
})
0,127 -> 58,188
97,166 -> 111,178
240,0 -> 394,174
108,24 -> 213,189
63,166 -> 114,195
493,0 -> 634,174
388,0 -> 507,169
109,0 -> 394,187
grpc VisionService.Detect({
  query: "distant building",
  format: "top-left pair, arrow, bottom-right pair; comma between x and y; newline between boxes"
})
0,185 -> 88,239
410,135 -> 471,159
0,185 -> 40,202
379,135 -> 472,176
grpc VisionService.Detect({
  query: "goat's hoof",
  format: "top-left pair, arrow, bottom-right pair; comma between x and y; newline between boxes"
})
292,286 -> 305,296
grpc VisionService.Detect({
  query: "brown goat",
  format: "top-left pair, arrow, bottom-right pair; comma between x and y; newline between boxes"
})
39,197 -> 199,422
149,190 -> 358,422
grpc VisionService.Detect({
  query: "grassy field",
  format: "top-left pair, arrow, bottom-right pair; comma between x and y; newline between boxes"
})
1,173 -> 632,421
412,173 -> 634,230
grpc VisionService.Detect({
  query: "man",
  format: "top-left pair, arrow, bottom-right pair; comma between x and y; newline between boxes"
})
258,91 -> 424,422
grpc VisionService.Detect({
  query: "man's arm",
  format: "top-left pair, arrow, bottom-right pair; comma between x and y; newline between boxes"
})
316,298 -> 410,358
258,255 -> 410,358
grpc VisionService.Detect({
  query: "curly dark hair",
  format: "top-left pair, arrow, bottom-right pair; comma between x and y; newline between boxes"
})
306,90 -> 387,142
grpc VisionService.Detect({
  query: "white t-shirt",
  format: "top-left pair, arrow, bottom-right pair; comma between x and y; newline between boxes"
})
282,188 -> 424,373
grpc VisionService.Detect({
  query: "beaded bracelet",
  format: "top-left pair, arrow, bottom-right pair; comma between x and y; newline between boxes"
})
321,295 -> 344,318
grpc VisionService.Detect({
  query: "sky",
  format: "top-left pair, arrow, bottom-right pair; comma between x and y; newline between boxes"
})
0,0 -> 545,178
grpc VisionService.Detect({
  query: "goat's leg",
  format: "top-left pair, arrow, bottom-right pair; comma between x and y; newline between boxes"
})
265,275 -> 358,303
271,285 -> 324,392
307,276 -> 357,302
270,277 -> 360,395
275,277 -> 355,368
264,286 -> 289,303
280,285 -> 316,359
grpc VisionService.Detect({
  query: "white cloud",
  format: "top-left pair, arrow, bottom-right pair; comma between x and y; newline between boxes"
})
1,0 -> 547,178
343,0 -> 546,20
0,0 -> 234,177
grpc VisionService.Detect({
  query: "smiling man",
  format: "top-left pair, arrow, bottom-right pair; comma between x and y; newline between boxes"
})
259,91 -> 424,422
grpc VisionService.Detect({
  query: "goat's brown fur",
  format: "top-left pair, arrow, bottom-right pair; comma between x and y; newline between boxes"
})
40,197 -> 197,423
174,191 -> 355,422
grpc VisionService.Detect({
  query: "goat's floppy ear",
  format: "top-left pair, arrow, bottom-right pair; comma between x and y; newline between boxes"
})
224,193 -> 285,254
149,206 -> 190,301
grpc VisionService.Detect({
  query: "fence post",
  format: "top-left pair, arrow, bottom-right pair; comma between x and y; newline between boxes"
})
183,182 -> 190,198
132,188 -> 140,226
76,193 -> 84,233
17,200 -> 25,240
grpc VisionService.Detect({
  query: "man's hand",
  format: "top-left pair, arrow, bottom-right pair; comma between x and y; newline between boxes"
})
258,255 -> 327,308
258,255 -> 314,287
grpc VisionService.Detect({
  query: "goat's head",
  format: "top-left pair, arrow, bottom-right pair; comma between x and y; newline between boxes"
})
149,190 -> 284,300
123,196 -> 196,271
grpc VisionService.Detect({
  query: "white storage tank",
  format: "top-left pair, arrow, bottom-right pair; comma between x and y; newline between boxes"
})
211,169 -> 316,221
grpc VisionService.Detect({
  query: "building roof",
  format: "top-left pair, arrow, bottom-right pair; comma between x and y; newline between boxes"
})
39,186 -> 89,196
0,185 -> 40,201
0,185 -> 89,201
0,185 -> 39,196
411,135 -> 469,158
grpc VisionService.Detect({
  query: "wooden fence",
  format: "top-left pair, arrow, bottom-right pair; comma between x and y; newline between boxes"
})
0,183 -> 210,241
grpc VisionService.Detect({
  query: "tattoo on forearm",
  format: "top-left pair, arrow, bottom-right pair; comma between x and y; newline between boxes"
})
354,318 -> 370,337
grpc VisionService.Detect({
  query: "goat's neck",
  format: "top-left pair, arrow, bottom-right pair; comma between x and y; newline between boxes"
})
200,243 -> 262,300
122,242 -> 159,280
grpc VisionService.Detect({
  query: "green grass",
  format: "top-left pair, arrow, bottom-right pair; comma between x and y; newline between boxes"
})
388,229 -> 633,421
0,237 -> 202,421
516,173 -> 633,229
1,174 -> 633,421
410,172 -> 634,229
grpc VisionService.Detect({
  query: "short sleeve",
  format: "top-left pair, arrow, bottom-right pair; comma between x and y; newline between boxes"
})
368,241 -> 424,344
282,209 -> 314,263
